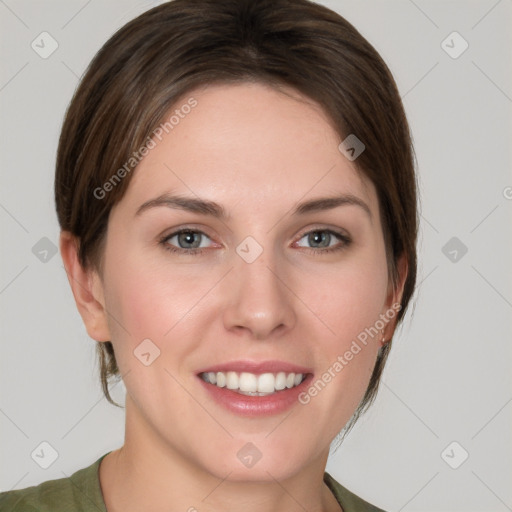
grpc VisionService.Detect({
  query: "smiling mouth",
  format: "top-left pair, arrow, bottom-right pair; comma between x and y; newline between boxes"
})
199,371 -> 307,396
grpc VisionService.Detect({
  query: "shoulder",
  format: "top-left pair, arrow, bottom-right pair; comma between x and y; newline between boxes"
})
0,453 -> 110,512
324,471 -> 387,512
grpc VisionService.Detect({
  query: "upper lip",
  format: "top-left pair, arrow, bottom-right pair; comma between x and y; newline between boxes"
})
196,360 -> 313,375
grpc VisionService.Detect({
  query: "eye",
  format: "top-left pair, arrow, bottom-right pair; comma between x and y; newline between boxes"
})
160,229 -> 214,254
159,227 -> 351,256
295,229 -> 351,254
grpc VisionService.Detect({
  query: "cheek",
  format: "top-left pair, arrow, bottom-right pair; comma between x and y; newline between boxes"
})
100,261 -> 207,410
102,247 -> 218,367
301,252 -> 389,345
291,251 -> 389,418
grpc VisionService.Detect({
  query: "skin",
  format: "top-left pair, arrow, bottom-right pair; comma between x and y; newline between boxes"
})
60,82 -> 407,512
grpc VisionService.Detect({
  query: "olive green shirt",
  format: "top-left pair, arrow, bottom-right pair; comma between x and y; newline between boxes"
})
0,452 -> 385,511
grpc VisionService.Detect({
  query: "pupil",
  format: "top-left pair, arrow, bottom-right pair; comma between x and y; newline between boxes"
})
310,231 -> 329,247
179,231 -> 200,248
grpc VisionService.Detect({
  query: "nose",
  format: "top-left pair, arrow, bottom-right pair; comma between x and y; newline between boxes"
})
222,250 -> 296,340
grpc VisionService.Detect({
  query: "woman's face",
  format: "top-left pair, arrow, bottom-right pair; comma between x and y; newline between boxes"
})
93,82 -> 399,481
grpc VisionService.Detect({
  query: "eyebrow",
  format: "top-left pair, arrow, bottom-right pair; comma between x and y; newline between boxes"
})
135,194 -> 228,218
293,194 -> 371,219
135,192 -> 372,220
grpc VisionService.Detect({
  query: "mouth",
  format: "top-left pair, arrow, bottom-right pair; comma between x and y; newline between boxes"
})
196,360 -> 313,416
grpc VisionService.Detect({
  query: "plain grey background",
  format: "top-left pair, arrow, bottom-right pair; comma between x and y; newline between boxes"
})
1,1 -> 511,511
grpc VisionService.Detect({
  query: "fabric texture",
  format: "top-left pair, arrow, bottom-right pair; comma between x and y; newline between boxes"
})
0,452 -> 386,511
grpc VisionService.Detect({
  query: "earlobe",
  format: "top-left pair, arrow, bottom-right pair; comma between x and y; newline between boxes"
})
59,231 -> 111,342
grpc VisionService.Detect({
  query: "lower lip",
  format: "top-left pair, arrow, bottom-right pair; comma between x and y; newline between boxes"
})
197,374 -> 313,417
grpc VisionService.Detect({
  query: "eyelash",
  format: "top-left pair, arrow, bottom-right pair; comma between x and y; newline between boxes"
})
158,227 -> 352,256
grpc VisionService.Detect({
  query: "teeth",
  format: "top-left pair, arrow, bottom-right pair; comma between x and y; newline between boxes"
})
201,371 -> 305,395
275,372 -> 286,390
257,373 -> 275,393
226,371 -> 238,390
216,372 -> 226,387
239,372 -> 258,392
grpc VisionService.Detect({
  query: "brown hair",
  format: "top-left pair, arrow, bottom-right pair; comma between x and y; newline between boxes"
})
55,0 -> 418,434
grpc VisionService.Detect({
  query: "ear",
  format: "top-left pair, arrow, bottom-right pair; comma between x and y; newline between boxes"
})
59,231 -> 111,342
381,253 -> 408,346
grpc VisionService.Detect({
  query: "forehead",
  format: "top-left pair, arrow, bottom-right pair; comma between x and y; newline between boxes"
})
117,82 -> 376,216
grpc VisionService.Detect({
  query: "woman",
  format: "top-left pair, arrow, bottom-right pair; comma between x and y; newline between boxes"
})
0,0 -> 417,510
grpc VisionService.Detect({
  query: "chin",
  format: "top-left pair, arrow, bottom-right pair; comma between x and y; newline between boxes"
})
196,436 -> 317,483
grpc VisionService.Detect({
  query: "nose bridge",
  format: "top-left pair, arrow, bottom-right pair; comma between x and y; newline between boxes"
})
222,241 -> 296,338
